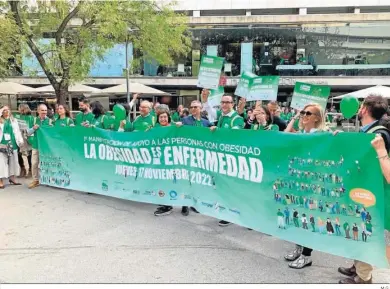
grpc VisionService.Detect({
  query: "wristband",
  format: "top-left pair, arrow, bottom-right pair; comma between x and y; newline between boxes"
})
377,154 -> 389,160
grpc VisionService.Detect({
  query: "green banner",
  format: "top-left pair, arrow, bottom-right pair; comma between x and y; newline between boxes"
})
197,55 -> 225,90
247,76 -> 280,101
291,82 -> 331,111
37,126 -> 388,268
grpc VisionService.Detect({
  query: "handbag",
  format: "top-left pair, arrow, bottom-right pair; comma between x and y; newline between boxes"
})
0,142 -> 13,157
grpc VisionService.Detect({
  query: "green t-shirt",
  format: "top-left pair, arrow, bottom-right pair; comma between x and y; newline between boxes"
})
54,117 -> 74,127
132,114 -> 156,132
216,111 -> 244,129
28,117 -> 52,149
75,112 -> 95,126
171,112 -> 181,123
91,115 -> 112,130
52,113 -> 59,121
343,222 -> 350,231
1,119 -> 17,149
277,211 -> 284,217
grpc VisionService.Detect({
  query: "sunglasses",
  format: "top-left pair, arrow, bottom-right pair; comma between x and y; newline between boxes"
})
300,111 -> 314,117
190,106 -> 201,109
221,101 -> 233,104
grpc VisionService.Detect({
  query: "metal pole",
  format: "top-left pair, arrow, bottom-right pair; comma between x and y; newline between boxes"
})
125,36 -> 130,105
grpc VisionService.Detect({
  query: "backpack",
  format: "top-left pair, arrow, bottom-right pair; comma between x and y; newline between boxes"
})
367,125 -> 390,151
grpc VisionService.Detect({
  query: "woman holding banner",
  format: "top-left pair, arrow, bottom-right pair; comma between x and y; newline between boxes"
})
284,103 -> 327,269
54,105 -> 74,127
0,105 -> 24,189
154,108 -> 174,216
89,101 -> 112,130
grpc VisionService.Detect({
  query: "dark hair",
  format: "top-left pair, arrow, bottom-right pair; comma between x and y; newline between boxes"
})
91,101 -> 105,118
363,95 -> 388,120
79,97 -> 90,105
182,108 -> 190,117
157,111 -> 171,124
58,104 -> 72,118
247,109 -> 253,114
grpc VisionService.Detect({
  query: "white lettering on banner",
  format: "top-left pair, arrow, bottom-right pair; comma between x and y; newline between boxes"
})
84,142 -> 263,184
165,146 -> 263,183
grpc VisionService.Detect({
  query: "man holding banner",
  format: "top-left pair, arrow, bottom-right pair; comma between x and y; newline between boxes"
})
201,89 -> 244,226
176,99 -> 212,216
27,104 -> 52,189
131,100 -> 156,132
338,95 -> 390,284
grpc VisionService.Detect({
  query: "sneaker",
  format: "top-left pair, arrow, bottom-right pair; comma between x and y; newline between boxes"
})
218,220 -> 231,227
284,245 -> 303,261
154,206 -> 173,216
288,254 -> 312,269
190,207 -> 199,213
181,206 -> 189,216
28,180 -> 40,189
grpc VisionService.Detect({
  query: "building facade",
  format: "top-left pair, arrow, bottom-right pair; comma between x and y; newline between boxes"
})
7,0 -> 390,109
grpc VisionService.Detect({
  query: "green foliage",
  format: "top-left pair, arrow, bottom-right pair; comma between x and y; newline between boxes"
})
0,13 -> 20,78
5,0 -> 191,100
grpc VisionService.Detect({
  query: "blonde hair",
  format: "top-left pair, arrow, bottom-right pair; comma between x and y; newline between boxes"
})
299,103 -> 328,132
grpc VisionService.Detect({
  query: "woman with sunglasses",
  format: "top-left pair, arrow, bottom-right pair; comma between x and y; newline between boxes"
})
245,105 -> 279,131
284,103 -> 328,269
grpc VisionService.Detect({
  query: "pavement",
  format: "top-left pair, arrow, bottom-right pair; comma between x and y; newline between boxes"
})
1,180 -> 389,283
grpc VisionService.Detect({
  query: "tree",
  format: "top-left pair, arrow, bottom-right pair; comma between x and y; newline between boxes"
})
7,0 -> 191,104
0,9 -> 21,77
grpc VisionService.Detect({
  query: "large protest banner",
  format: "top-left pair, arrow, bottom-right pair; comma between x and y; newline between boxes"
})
38,126 -> 388,267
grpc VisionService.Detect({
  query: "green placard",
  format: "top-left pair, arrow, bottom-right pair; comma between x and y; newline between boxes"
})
291,82 -> 331,111
37,126 -> 389,268
208,86 -> 225,107
247,76 -> 280,101
197,55 -> 225,90
234,71 -> 256,98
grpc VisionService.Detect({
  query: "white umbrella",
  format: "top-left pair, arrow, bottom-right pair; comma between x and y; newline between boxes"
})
93,82 -> 170,96
33,83 -> 101,94
0,81 -> 33,94
333,85 -> 390,100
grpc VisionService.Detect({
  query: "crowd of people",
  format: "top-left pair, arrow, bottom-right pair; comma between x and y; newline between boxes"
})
0,90 -> 389,284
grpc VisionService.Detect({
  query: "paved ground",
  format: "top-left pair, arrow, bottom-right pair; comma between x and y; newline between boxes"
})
1,181 -> 389,283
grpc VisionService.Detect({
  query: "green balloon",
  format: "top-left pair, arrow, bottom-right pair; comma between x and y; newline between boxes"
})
113,104 -> 126,121
340,96 -> 359,119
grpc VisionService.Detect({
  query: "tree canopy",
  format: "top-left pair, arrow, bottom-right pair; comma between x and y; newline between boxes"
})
5,0 -> 191,103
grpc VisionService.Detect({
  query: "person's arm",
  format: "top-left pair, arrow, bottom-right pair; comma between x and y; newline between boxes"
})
285,113 -> 299,133
372,134 -> 390,183
202,102 -> 217,123
128,93 -> 139,110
